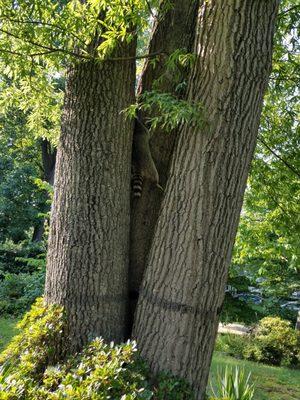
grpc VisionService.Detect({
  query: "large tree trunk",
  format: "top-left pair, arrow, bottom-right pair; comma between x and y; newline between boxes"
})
128,0 -> 198,333
45,47 -> 136,353
133,1 -> 279,398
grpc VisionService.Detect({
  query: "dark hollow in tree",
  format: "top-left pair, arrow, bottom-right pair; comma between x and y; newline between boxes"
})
128,0 -> 199,335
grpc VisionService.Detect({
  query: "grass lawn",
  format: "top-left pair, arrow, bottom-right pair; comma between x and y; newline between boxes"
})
1,318 -> 300,399
0,317 -> 19,351
210,352 -> 300,400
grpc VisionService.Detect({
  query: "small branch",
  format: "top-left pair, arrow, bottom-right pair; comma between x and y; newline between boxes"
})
260,176 -> 292,220
278,5 -> 300,18
0,27 -> 166,63
105,51 -> 166,62
0,47 -> 61,60
0,27 -> 90,60
0,14 -> 86,46
0,48 -> 25,57
258,137 -> 300,179
146,0 -> 156,19
30,49 -> 60,57
269,76 -> 299,85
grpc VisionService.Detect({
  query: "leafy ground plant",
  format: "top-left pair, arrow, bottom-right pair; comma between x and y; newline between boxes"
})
210,352 -> 300,400
210,366 -> 254,400
0,298 -> 195,400
0,270 -> 45,316
2,317 -> 300,400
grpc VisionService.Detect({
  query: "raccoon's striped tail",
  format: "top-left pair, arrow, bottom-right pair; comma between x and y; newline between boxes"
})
132,174 -> 143,198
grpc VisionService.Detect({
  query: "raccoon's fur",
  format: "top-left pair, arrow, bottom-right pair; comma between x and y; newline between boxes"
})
131,117 -> 161,197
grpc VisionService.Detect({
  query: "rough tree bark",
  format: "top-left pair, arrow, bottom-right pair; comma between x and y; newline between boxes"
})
133,1 -> 279,398
128,0 -> 199,333
45,43 -> 136,352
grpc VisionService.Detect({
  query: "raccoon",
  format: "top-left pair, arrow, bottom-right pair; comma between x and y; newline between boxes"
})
131,116 -> 162,198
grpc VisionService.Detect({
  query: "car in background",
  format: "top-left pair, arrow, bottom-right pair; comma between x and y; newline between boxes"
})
280,301 -> 300,312
291,291 -> 300,299
234,293 -> 263,305
225,284 -> 238,296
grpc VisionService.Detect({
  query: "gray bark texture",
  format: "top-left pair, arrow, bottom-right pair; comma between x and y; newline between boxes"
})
128,0 -> 199,333
133,1 -> 279,398
45,45 -> 136,353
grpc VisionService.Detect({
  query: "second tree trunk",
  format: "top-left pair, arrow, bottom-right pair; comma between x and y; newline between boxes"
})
133,1 -> 279,398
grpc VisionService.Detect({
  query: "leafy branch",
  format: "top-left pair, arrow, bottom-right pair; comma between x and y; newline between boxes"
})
0,14 -> 86,46
124,90 -> 206,131
0,27 -> 88,60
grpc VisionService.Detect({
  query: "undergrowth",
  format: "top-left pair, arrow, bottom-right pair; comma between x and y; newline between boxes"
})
0,298 -> 195,400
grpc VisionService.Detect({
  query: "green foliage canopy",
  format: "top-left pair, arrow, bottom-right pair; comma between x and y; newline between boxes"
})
0,0 -> 155,143
232,0 -> 300,297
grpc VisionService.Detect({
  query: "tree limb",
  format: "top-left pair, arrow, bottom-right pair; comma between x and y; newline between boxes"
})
278,5 -> 300,18
0,14 -> 86,46
258,136 -> 300,179
0,27 -> 89,60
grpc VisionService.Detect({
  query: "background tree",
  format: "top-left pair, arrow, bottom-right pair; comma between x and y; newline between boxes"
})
0,108 -> 49,243
231,1 -> 300,300
31,138 -> 56,242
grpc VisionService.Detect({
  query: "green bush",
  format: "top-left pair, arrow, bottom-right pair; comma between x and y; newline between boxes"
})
215,334 -> 246,359
153,372 -> 194,400
0,240 -> 46,317
0,270 -> 45,316
215,317 -> 300,367
0,299 -> 195,400
244,317 -> 300,367
0,241 -> 45,275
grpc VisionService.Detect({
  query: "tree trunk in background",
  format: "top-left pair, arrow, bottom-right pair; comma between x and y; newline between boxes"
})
32,139 -> 56,242
45,45 -> 136,353
32,222 -> 45,243
41,138 -> 57,186
128,0 -> 198,334
296,310 -> 300,331
134,1 -> 279,398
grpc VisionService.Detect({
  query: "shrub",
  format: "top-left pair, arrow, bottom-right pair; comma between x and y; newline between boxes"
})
0,270 -> 45,316
244,317 -> 300,366
153,372 -> 194,400
0,240 -> 46,316
0,299 -> 194,400
210,366 -> 254,400
215,317 -> 300,367
0,241 -> 45,275
215,334 -> 246,359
